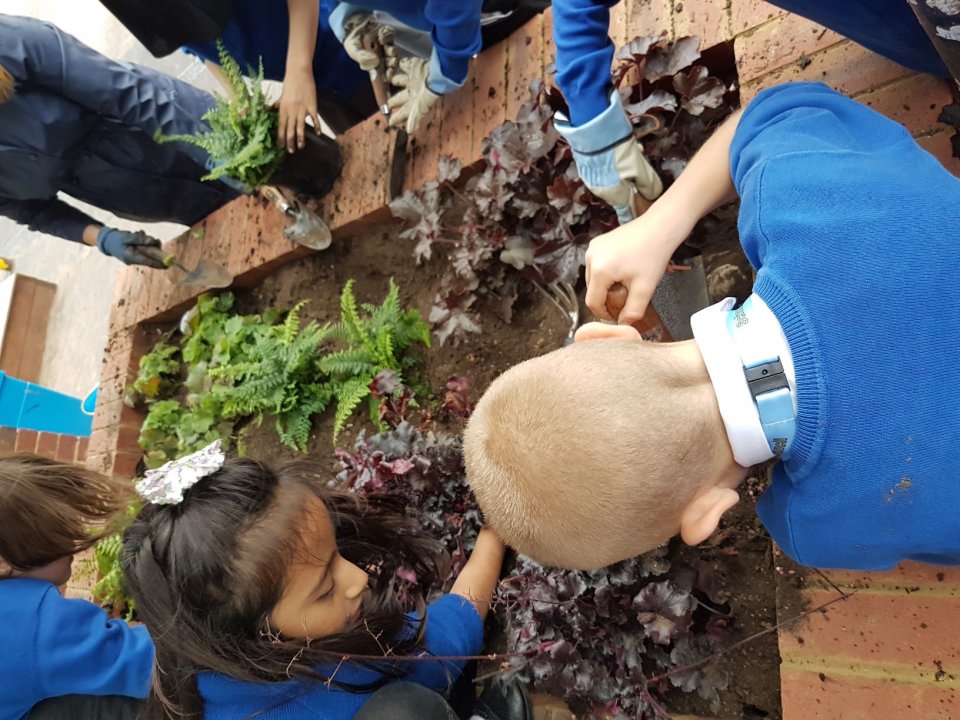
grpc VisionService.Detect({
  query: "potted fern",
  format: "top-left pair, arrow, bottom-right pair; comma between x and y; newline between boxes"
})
158,42 -> 342,197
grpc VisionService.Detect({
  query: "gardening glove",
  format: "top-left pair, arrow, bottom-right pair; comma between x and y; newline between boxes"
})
96,228 -> 167,269
336,10 -> 382,71
387,56 -> 444,134
555,89 -> 663,225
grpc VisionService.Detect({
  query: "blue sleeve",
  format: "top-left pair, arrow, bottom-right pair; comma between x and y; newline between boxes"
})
0,197 -> 98,244
553,0 -> 620,127
34,589 -> 154,699
181,42 -> 217,65
424,0 -> 483,89
0,15 -> 216,141
405,594 -> 484,691
730,82 -> 914,195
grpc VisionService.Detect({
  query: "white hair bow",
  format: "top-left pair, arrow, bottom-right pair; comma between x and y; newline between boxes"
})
135,440 -> 226,505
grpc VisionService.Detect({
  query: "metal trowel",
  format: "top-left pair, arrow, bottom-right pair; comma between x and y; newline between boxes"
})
260,185 -> 332,251
140,246 -> 233,288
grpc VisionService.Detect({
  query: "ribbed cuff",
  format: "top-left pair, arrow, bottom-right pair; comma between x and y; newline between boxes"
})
554,89 -> 632,153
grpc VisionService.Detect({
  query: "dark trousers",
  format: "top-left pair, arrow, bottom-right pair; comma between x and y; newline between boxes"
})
354,682 -> 460,720
28,695 -> 143,720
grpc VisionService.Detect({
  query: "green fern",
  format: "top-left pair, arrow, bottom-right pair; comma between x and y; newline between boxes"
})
333,377 -> 371,441
155,41 -> 282,188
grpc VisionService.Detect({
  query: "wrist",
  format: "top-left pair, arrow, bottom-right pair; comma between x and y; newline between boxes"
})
83,224 -> 103,247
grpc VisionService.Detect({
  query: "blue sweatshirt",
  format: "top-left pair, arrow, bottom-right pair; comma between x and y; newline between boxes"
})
553,0 -> 949,126
0,578 -> 154,720
182,0 -> 368,103
730,82 -> 960,570
197,594 -> 483,719
321,0 -> 482,88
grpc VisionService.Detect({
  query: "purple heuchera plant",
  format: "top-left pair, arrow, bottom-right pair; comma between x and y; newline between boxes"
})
390,34 -> 734,344
333,409 -> 731,718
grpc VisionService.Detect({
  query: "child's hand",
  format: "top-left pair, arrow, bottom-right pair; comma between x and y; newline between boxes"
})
278,68 -> 321,154
585,198 -> 694,325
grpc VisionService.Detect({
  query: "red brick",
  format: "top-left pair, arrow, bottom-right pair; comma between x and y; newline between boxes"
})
86,425 -> 119,460
782,589 -> 960,666
542,8 -> 555,75
439,64 -> 477,164
854,73 -> 954,137
76,436 -> 90,462
505,14 -> 545,122
740,39 -> 910,103
36,432 -> 58,458
0,426 -> 16,454
673,0 -> 732,49
734,12 -> 842,85
408,96 -> 446,190
14,429 -> 37,453
472,41 -> 509,160
92,397 -> 123,434
619,0 -> 675,43
85,452 -> 113,476
781,667 -> 958,720
112,451 -> 142,479
115,424 -> 142,457
55,435 -> 78,463
730,0 -> 785,35
917,131 -> 960,176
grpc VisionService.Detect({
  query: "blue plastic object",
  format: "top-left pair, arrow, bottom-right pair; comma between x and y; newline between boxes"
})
0,371 -> 93,437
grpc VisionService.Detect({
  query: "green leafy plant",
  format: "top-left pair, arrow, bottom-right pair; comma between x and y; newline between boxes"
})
91,504 -> 140,619
156,41 -> 282,187
211,301 -> 334,452
135,282 -> 430,459
131,342 -> 179,401
321,279 -> 431,441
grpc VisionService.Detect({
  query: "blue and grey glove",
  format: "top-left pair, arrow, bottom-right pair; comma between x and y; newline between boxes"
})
96,228 -> 166,269
555,90 -> 663,225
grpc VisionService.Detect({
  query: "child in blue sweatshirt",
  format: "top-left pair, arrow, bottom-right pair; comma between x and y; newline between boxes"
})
0,455 -> 153,720
121,443 -> 519,720
464,82 -> 960,572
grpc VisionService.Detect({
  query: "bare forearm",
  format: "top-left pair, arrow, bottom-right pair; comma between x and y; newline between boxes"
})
656,108 -> 743,233
450,528 -> 505,620
82,224 -> 102,247
285,0 -> 320,74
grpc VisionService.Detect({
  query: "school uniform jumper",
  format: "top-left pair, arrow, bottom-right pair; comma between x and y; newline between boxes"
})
182,0 -> 375,133
0,14 -> 238,245
0,578 -> 154,720
730,81 -> 960,569
552,0 -> 948,126
197,594 -> 483,719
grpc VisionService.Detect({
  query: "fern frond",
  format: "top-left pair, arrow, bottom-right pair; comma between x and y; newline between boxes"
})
332,377 -> 371,442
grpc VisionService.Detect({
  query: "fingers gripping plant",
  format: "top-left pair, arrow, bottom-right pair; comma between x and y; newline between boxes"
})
156,41 -> 282,187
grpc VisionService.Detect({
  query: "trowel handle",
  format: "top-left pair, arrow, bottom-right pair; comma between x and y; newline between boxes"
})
260,184 -> 293,215
138,244 -> 181,270
605,283 -> 672,342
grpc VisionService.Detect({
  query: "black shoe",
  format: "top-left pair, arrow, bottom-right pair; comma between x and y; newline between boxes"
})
472,677 -> 533,720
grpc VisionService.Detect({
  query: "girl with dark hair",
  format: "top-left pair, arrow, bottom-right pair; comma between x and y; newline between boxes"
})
0,454 -> 152,720
121,441 -> 521,720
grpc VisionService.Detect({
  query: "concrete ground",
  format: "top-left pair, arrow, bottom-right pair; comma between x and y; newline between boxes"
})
1,0 -> 223,397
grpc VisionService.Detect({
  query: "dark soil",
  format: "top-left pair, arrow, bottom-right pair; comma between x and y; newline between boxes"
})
227,213 -> 782,719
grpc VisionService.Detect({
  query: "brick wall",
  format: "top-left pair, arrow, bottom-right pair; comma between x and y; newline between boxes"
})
0,425 -> 89,463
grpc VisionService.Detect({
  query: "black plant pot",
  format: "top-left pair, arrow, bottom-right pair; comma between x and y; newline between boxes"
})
269,131 -> 343,199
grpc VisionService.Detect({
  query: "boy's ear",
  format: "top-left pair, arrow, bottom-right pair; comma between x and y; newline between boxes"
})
0,557 -> 12,578
574,321 -> 642,343
679,487 -> 740,547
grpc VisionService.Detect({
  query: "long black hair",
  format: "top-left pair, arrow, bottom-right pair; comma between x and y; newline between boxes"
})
121,457 -> 442,720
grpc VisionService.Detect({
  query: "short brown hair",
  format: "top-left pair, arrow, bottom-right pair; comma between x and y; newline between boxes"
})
465,339 -> 724,570
0,65 -> 13,104
0,454 -> 131,572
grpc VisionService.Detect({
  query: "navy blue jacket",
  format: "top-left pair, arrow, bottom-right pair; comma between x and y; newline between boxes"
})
0,15 -> 237,244
553,0 -> 949,126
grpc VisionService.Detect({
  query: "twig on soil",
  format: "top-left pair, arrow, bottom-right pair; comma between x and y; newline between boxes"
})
644,587 -> 854,686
